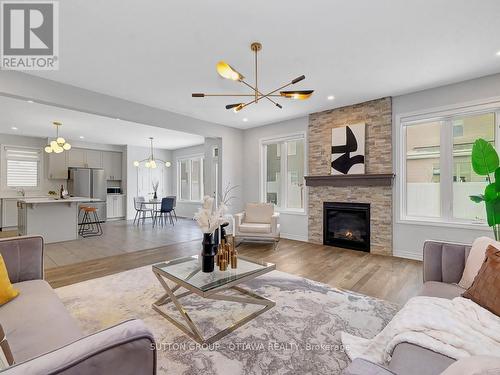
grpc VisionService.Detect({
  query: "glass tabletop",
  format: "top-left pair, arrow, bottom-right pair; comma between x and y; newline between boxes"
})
153,255 -> 275,293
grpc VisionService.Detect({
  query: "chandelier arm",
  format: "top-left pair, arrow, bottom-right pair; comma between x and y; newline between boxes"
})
236,79 -> 297,111
195,94 -> 272,97
255,47 -> 258,102
240,80 -> 283,109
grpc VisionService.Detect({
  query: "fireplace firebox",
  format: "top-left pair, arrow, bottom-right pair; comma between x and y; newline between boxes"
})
323,202 -> 370,252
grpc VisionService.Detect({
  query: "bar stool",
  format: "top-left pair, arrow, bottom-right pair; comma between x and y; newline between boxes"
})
79,206 -> 103,237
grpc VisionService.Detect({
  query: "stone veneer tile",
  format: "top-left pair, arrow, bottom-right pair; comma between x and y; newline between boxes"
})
307,97 -> 393,256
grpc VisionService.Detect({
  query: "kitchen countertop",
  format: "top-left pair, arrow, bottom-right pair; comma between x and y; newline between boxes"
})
18,197 -> 102,204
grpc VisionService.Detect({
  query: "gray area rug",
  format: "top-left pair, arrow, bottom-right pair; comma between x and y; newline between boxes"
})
56,266 -> 398,375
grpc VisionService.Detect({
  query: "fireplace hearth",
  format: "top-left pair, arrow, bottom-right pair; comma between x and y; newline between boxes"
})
323,202 -> 370,252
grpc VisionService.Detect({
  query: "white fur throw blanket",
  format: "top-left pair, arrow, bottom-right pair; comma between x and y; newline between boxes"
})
342,296 -> 500,364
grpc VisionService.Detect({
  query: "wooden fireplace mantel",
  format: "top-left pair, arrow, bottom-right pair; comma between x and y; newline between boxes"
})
304,173 -> 395,187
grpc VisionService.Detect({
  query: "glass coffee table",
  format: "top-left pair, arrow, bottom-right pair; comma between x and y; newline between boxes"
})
152,255 -> 276,344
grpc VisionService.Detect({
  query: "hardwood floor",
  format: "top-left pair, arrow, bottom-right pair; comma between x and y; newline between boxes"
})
46,238 -> 422,305
44,218 -> 202,268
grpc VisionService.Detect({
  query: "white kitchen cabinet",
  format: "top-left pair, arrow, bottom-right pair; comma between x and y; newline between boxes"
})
102,151 -> 122,180
2,199 -> 18,228
47,152 -> 68,179
67,148 -> 86,167
86,150 -> 102,168
67,148 -> 102,168
107,195 -> 125,219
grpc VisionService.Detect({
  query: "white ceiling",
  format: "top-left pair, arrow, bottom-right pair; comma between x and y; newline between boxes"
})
28,0 -> 500,129
0,96 -> 205,149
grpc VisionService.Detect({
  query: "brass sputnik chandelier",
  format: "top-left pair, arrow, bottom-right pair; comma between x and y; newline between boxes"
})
133,137 -> 172,169
192,42 -> 314,112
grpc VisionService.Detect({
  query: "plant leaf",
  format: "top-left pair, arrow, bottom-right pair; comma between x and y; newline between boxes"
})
495,167 -> 500,192
485,198 -> 500,226
470,194 -> 485,203
471,139 -> 499,176
485,183 -> 499,202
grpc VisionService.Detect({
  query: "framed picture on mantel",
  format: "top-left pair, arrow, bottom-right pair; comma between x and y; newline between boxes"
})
331,123 -> 365,175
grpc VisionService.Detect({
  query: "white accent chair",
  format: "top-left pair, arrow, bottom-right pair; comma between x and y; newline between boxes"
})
234,203 -> 280,249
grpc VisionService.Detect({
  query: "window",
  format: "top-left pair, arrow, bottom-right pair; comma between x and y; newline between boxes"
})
4,146 -> 40,188
262,135 -> 305,211
177,156 -> 203,201
402,109 -> 498,223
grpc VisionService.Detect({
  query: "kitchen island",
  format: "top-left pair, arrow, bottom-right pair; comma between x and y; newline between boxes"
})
17,197 -> 101,243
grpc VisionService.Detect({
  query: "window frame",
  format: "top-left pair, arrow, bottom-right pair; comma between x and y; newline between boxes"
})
260,132 -> 307,215
1,145 -> 42,191
176,153 -> 204,203
398,102 -> 500,228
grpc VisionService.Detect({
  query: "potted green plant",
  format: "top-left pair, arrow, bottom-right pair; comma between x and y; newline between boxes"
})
469,138 -> 500,240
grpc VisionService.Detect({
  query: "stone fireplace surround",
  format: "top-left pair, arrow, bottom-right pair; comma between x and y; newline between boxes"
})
307,97 -> 393,256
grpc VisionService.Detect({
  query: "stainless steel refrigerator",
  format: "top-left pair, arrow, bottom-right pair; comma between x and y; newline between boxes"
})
67,167 -> 107,223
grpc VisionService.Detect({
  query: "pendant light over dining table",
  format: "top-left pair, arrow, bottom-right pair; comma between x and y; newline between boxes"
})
192,42 -> 314,112
133,137 -> 172,169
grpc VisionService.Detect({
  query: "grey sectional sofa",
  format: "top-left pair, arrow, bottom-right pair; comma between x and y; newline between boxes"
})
0,236 -> 156,375
344,240 -> 471,375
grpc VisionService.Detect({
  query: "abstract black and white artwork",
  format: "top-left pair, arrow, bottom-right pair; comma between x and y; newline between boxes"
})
331,123 -> 365,175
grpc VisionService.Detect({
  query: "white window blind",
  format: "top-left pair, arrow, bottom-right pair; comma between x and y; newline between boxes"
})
5,147 -> 40,188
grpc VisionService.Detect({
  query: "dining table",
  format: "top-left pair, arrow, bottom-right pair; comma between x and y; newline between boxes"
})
137,199 -> 161,225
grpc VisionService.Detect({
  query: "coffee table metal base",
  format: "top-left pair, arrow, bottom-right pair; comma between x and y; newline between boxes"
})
152,271 -> 275,344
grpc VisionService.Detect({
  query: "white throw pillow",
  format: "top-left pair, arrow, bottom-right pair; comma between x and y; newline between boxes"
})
458,236 -> 500,289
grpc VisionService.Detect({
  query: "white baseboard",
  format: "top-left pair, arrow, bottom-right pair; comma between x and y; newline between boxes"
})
393,248 -> 423,261
281,233 -> 308,242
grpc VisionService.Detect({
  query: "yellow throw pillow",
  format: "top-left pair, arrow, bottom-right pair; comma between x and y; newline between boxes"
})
0,255 -> 19,305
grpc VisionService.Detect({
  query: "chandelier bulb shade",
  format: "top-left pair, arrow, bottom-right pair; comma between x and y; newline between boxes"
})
280,90 -> 314,100
45,121 -> 71,153
133,137 -> 172,169
193,42 -> 314,113
216,61 -> 244,81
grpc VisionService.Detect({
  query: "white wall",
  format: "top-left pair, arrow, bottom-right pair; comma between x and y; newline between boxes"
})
0,133 -> 66,198
393,73 -> 500,260
242,116 -> 309,241
170,144 -> 206,218
125,145 -> 173,219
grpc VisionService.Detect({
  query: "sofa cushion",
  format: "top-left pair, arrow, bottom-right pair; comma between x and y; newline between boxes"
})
388,342 -> 455,375
418,281 -> 465,299
238,223 -> 272,234
0,280 -> 83,362
245,203 -> 274,224
440,355 -> 500,374
0,255 -> 19,306
459,236 -> 499,289
462,245 -> 500,316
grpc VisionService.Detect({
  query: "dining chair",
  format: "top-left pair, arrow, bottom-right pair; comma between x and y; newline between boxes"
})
166,195 -> 177,221
133,196 -> 153,225
153,197 -> 175,227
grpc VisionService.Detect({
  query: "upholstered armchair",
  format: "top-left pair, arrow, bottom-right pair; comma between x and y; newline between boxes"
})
234,203 -> 280,248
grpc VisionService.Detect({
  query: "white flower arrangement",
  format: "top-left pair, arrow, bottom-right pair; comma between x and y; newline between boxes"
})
194,195 -> 223,234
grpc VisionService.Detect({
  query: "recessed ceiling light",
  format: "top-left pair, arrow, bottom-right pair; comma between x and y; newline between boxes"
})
327,95 -> 335,100
27,100 -> 34,104
242,118 -> 248,122
11,126 -> 18,130
496,51 -> 500,56
79,136 -> 85,139
115,118 -> 120,121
